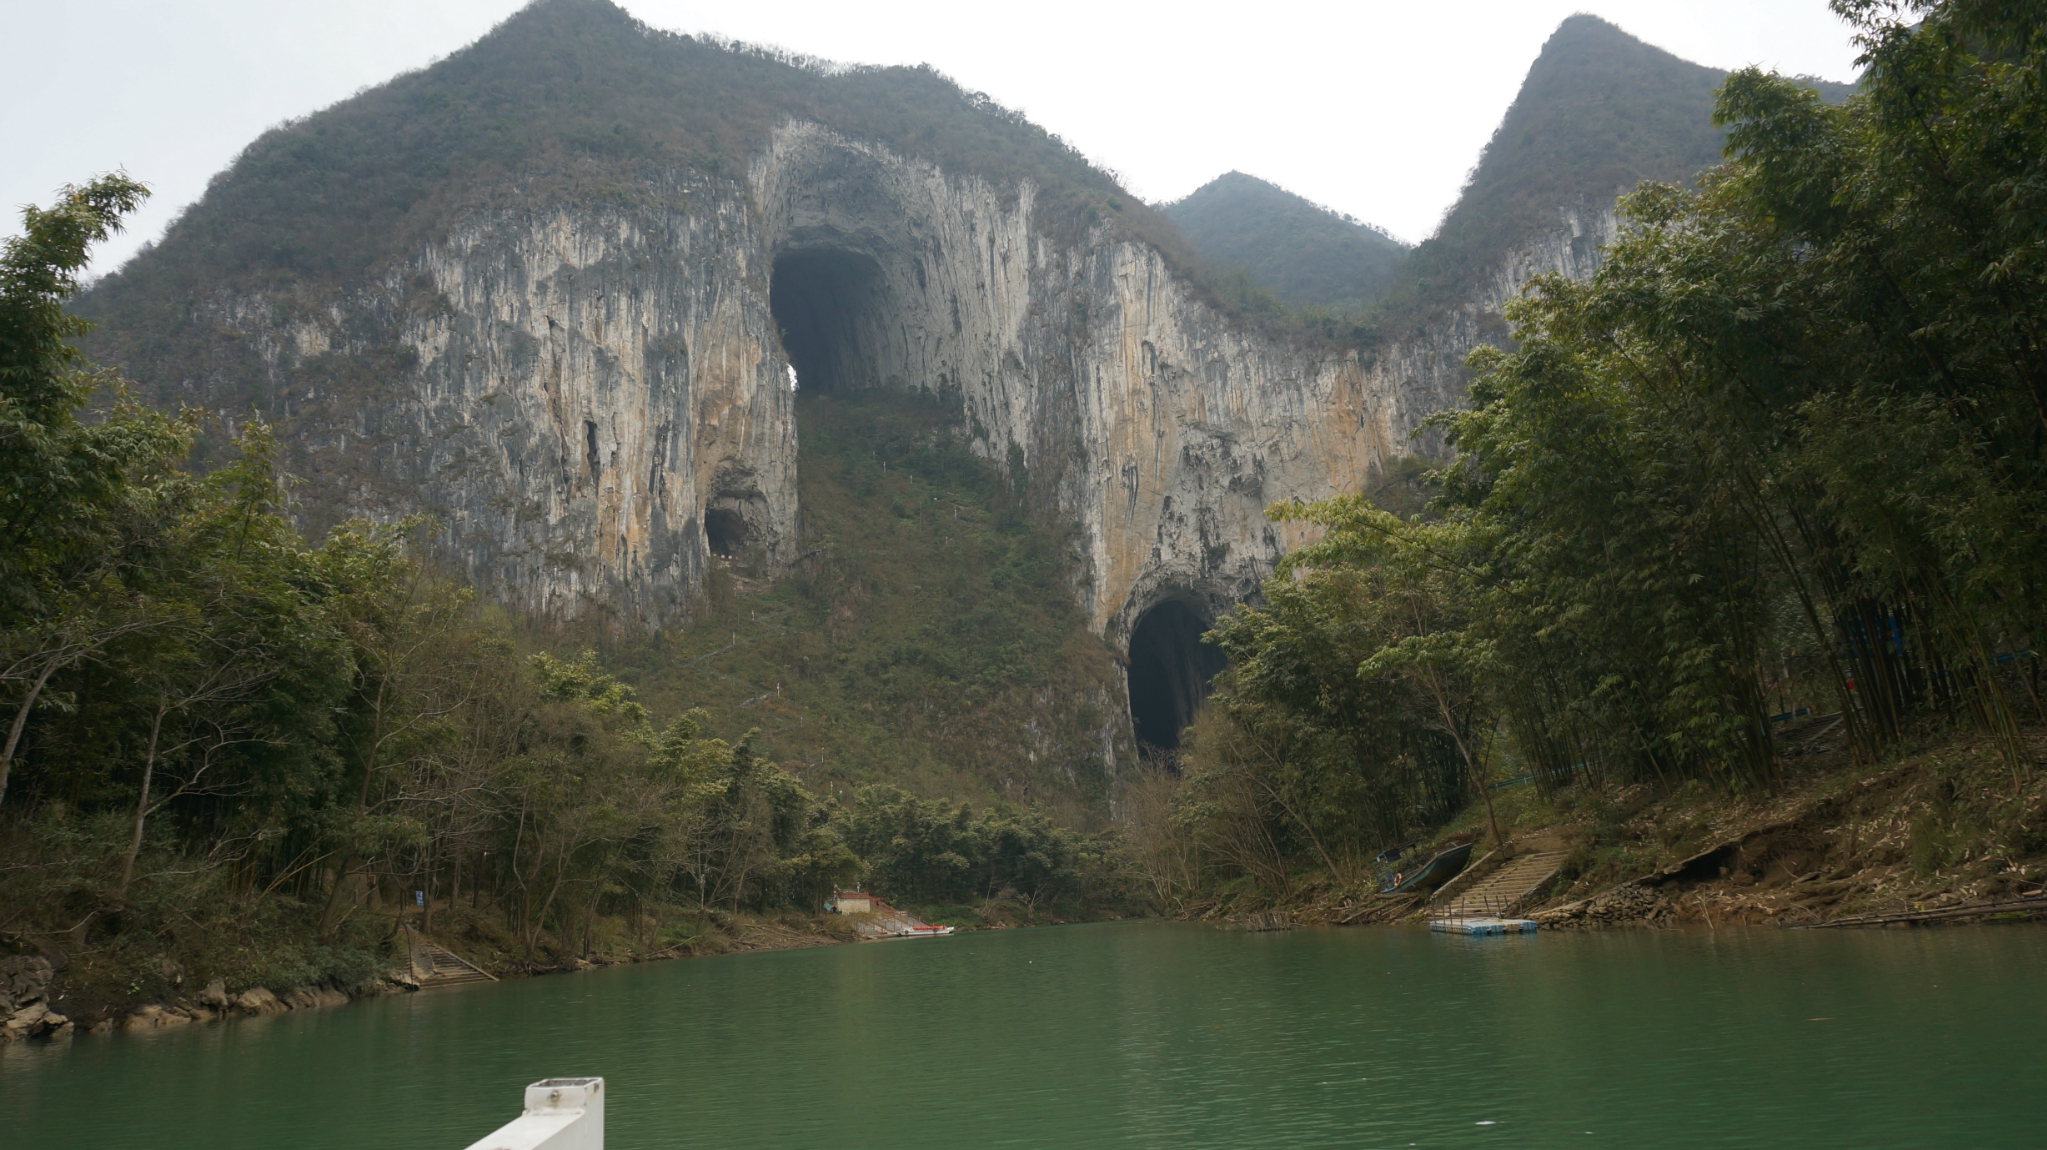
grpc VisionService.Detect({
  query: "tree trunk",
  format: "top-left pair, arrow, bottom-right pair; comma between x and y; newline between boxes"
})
1427,668 -> 1506,854
0,659 -> 60,811
318,854 -> 358,941
117,698 -> 169,900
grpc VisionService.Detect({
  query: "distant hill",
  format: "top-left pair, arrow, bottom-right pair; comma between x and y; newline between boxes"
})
1378,14 -> 1855,332
1163,173 -> 1408,312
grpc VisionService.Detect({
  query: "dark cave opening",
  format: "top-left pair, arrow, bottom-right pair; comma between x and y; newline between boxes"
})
704,508 -> 748,559
1127,600 -> 1228,754
769,248 -> 885,392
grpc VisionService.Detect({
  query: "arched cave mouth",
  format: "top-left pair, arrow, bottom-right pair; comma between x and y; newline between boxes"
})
704,508 -> 748,559
770,248 -> 886,393
1127,600 -> 1229,755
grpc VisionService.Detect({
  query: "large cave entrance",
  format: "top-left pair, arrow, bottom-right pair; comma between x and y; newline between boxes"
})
703,507 -> 748,559
770,248 -> 887,393
1127,599 -> 1229,755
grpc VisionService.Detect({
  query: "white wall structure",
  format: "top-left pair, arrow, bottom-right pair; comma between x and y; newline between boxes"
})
462,1077 -> 604,1150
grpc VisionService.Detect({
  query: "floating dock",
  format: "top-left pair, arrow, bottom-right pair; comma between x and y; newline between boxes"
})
1431,916 -> 1538,936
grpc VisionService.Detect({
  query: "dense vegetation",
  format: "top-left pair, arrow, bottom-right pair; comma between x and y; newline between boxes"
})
0,189 -> 1131,1006
603,387 -> 1130,825
1163,172 -> 1408,313
1129,0 -> 2045,907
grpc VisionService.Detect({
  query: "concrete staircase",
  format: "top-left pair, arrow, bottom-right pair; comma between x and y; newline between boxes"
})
408,933 -> 498,988
1438,851 -> 1569,919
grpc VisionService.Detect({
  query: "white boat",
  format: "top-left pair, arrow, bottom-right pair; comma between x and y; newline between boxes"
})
895,924 -> 955,937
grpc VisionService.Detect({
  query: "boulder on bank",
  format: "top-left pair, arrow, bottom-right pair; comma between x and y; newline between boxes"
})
121,1003 -> 195,1029
0,956 -> 70,1042
1,955 -> 53,1013
282,987 -> 348,1011
233,987 -> 285,1014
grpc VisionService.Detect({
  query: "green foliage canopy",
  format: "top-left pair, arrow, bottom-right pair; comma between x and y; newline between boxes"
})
1161,0 -> 2046,902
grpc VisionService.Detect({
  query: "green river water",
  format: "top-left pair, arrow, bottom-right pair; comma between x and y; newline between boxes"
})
6,921 -> 2044,1148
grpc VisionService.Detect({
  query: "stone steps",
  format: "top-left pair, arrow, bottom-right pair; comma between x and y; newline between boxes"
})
1441,851 -> 1569,919
412,936 -> 498,987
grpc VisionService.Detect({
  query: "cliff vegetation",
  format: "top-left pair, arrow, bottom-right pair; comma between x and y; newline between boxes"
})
595,386 -> 1131,824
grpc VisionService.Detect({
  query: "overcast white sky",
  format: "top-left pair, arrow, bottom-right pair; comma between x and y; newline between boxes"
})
3,0 -> 1865,275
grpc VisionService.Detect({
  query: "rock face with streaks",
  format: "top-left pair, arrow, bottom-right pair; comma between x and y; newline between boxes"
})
123,120 -> 1432,646
243,167 -> 801,626
1359,202 -> 1622,456
82,120 -> 1622,751
754,122 -> 1417,646
73,4 -> 1685,759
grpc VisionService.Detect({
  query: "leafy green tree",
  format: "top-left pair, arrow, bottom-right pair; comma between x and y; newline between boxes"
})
0,175 -> 190,809
1170,2 -> 2045,898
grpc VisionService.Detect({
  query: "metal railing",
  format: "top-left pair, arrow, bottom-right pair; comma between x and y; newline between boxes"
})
1443,892 -> 1515,920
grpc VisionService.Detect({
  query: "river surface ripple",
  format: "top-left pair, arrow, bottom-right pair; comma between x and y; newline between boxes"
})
7,921 -> 2045,1148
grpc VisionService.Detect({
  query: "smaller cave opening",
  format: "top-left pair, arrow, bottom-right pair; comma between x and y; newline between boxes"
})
1127,599 -> 1229,755
770,248 -> 885,393
584,420 -> 600,474
704,508 -> 748,559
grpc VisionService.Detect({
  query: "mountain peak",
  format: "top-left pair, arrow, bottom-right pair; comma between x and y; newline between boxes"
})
1164,172 -> 1407,311
1373,14 -> 1733,328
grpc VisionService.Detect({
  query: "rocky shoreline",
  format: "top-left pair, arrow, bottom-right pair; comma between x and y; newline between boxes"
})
0,952 -> 414,1044
0,914 -> 869,1049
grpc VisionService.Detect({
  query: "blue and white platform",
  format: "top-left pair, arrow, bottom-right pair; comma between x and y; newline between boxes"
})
1431,916 -> 1538,935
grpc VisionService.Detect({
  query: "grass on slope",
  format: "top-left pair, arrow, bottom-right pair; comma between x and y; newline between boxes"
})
601,389 -> 1128,827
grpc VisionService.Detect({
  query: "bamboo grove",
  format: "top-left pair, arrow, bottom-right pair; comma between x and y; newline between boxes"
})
1139,0 -> 2045,901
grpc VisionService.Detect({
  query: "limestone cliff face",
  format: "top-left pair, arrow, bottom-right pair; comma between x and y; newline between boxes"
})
1361,203 -> 1623,453
161,123 -> 1613,652
748,122 -> 1406,647
404,188 -> 800,622
183,172 -> 797,623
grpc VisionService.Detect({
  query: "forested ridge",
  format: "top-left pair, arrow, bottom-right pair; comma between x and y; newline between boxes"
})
1373,13 -> 1744,333
1170,16 -> 1856,339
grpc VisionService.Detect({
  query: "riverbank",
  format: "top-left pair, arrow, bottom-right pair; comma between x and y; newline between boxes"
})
17,722 -> 2039,1044
1203,722 -> 2047,932
0,909 -> 861,1043
2,893 -> 1123,1045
